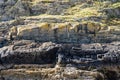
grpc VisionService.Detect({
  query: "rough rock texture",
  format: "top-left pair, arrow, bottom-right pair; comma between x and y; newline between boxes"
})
31,1 -> 72,15
0,41 -> 60,64
0,0 -> 30,21
0,41 -> 120,65
56,42 -> 120,66
0,37 -> 6,48
0,0 -> 119,43
0,0 -> 119,80
104,7 -> 120,18
0,41 -> 119,80
8,22 -> 120,43
0,66 -> 105,80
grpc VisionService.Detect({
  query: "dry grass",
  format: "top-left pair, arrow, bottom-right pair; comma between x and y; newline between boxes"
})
66,2 -> 102,18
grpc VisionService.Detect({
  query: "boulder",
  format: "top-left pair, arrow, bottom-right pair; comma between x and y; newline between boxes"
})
0,41 -> 60,64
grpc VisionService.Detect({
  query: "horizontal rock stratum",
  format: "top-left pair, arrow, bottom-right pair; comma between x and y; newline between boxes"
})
0,40 -> 120,65
0,0 -> 119,44
0,0 -> 120,80
0,41 -> 119,80
9,22 -> 120,43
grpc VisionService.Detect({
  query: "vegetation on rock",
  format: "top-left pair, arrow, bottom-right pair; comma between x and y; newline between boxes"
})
0,0 -> 120,80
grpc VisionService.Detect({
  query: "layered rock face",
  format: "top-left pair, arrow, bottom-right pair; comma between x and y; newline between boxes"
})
0,0 -> 119,43
9,21 -> 120,43
0,41 -> 119,79
0,66 -> 105,80
0,0 -> 120,80
0,40 -> 119,65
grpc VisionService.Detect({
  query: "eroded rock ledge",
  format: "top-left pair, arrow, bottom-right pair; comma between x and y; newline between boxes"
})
8,22 -> 120,43
0,41 -> 60,64
0,40 -> 120,65
0,41 -> 119,80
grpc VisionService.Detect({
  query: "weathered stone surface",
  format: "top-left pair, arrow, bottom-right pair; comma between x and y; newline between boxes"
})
0,0 -> 30,21
0,41 -> 60,64
61,66 -> 104,80
8,22 -> 112,43
56,42 -> 120,65
0,0 -> 119,44
0,41 -> 119,66
0,66 -> 104,80
104,7 -> 120,18
0,37 -> 7,48
0,0 -> 119,80
103,53 -> 120,63
6,0 -> 30,18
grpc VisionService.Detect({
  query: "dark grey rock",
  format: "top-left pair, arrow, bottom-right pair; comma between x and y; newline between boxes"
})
0,37 -> 6,48
104,7 -> 120,18
0,41 -> 60,64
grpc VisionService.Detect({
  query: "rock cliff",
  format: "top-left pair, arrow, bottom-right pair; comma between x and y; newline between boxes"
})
0,0 -> 119,43
0,0 -> 120,80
